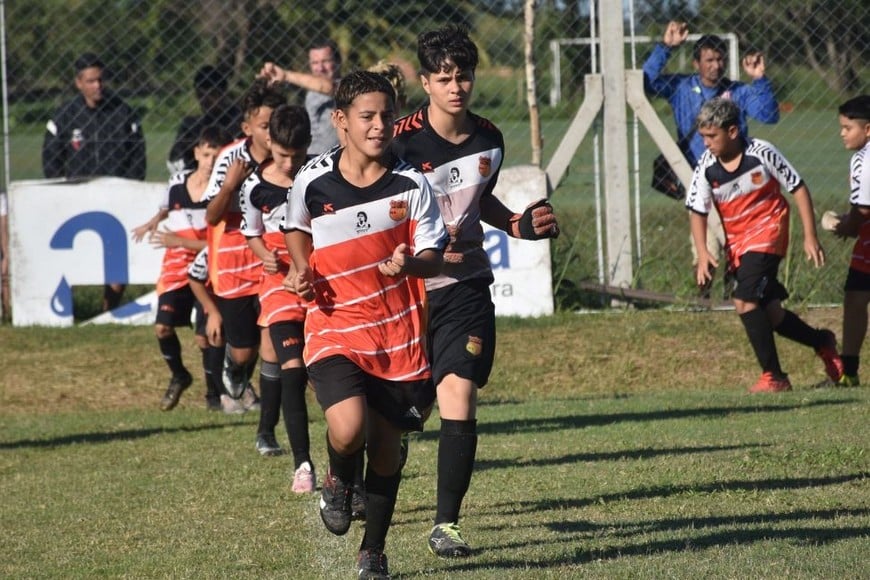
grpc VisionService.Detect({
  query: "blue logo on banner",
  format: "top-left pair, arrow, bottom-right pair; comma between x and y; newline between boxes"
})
48,211 -> 149,319
485,230 -> 510,270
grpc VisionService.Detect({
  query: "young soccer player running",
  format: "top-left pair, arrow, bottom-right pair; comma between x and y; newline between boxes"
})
284,71 -> 447,579
391,25 -> 559,558
825,95 -> 870,387
204,79 -> 288,412
687,97 -> 843,393
239,104 -> 316,490
132,126 -> 231,411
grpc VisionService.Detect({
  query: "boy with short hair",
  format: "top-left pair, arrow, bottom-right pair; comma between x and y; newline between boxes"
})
391,24 -> 559,558
284,70 -> 447,579
686,97 -> 843,393
132,126 -> 231,411
239,104 -> 316,489
204,79 -> 287,411
826,95 -> 870,386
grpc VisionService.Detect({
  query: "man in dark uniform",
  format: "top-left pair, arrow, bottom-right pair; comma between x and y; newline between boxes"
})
42,52 -> 146,310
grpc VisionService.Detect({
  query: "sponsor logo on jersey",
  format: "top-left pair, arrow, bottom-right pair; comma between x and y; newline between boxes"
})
389,200 -> 408,221
751,171 -> 763,185
323,203 -> 335,214
448,167 -> 463,189
479,156 -> 492,177
465,335 -> 483,356
355,211 -> 371,234
421,161 -> 434,173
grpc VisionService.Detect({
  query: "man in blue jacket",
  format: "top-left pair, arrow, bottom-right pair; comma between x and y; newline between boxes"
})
644,21 -> 779,167
644,21 -> 780,298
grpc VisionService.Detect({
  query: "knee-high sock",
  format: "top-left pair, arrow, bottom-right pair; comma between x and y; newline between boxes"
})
435,419 -> 478,525
257,361 -> 281,434
203,345 -> 225,398
360,467 -> 401,552
774,310 -> 823,349
327,434 -> 362,483
740,309 -> 782,375
280,367 -> 312,468
158,333 -> 187,376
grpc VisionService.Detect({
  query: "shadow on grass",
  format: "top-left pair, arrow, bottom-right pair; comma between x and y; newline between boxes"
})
0,419 -> 253,450
474,443 -> 771,472
431,508 -> 870,574
415,398 -> 858,441
482,472 -> 868,516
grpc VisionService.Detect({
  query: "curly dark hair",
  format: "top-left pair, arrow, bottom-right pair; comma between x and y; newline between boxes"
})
241,78 -> 287,119
417,24 -> 478,74
334,70 -> 396,111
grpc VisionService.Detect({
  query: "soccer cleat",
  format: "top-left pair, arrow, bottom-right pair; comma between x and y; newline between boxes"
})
350,485 -> 367,521
356,549 -> 390,579
255,432 -> 284,457
319,469 -> 352,535
428,522 -> 472,558
220,394 -> 246,415
241,384 -> 261,411
813,373 -> 860,389
221,351 -> 247,399
748,372 -> 792,394
292,461 -> 316,493
815,329 -> 844,382
159,371 -> 192,411
205,395 -> 222,412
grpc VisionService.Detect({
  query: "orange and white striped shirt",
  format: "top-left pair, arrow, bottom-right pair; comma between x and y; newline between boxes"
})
156,170 -> 208,295
286,150 -> 447,381
687,138 -> 802,269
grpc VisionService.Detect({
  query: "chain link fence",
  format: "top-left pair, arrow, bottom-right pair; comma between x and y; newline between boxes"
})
2,0 -> 868,311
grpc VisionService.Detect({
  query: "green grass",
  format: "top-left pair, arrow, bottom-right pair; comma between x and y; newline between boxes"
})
1,311 -> 868,578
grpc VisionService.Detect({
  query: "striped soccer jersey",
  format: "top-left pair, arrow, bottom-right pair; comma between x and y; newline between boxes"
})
239,166 -> 306,326
686,138 -> 802,270
202,138 -> 263,299
849,142 -> 870,273
156,170 -> 208,295
392,106 -> 504,291
285,149 -> 447,381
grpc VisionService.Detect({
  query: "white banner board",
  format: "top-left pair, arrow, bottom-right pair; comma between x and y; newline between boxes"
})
9,167 -> 552,326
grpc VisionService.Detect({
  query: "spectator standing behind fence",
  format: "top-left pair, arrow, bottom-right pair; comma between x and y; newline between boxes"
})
42,52 -> 147,311
644,22 -> 780,298
686,98 -> 843,394
167,65 -> 243,174
824,95 -> 870,388
258,38 -> 341,155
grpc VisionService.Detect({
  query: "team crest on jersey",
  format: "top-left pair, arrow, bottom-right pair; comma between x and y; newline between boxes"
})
465,335 -> 483,356
389,200 -> 408,221
751,171 -> 763,185
479,156 -> 492,177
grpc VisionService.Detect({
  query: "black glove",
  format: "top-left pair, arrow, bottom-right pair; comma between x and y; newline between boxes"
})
509,198 -> 559,240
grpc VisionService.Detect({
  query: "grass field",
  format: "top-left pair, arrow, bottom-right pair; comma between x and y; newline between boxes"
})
1,310 -> 868,578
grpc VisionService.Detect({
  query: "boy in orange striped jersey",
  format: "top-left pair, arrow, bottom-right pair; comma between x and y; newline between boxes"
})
239,104 -> 316,489
687,98 -> 843,393
132,127 -> 231,411
285,71 -> 447,579
204,80 -> 287,410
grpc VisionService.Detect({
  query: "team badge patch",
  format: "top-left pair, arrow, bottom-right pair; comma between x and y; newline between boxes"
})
389,200 -> 408,221
465,335 -> 483,356
479,156 -> 492,177
751,171 -> 763,185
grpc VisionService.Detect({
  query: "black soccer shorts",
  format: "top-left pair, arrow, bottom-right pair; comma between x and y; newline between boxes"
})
427,278 -> 497,388
215,294 -> 261,348
844,267 -> 870,292
155,286 -> 196,328
309,355 -> 435,433
732,252 -> 789,306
